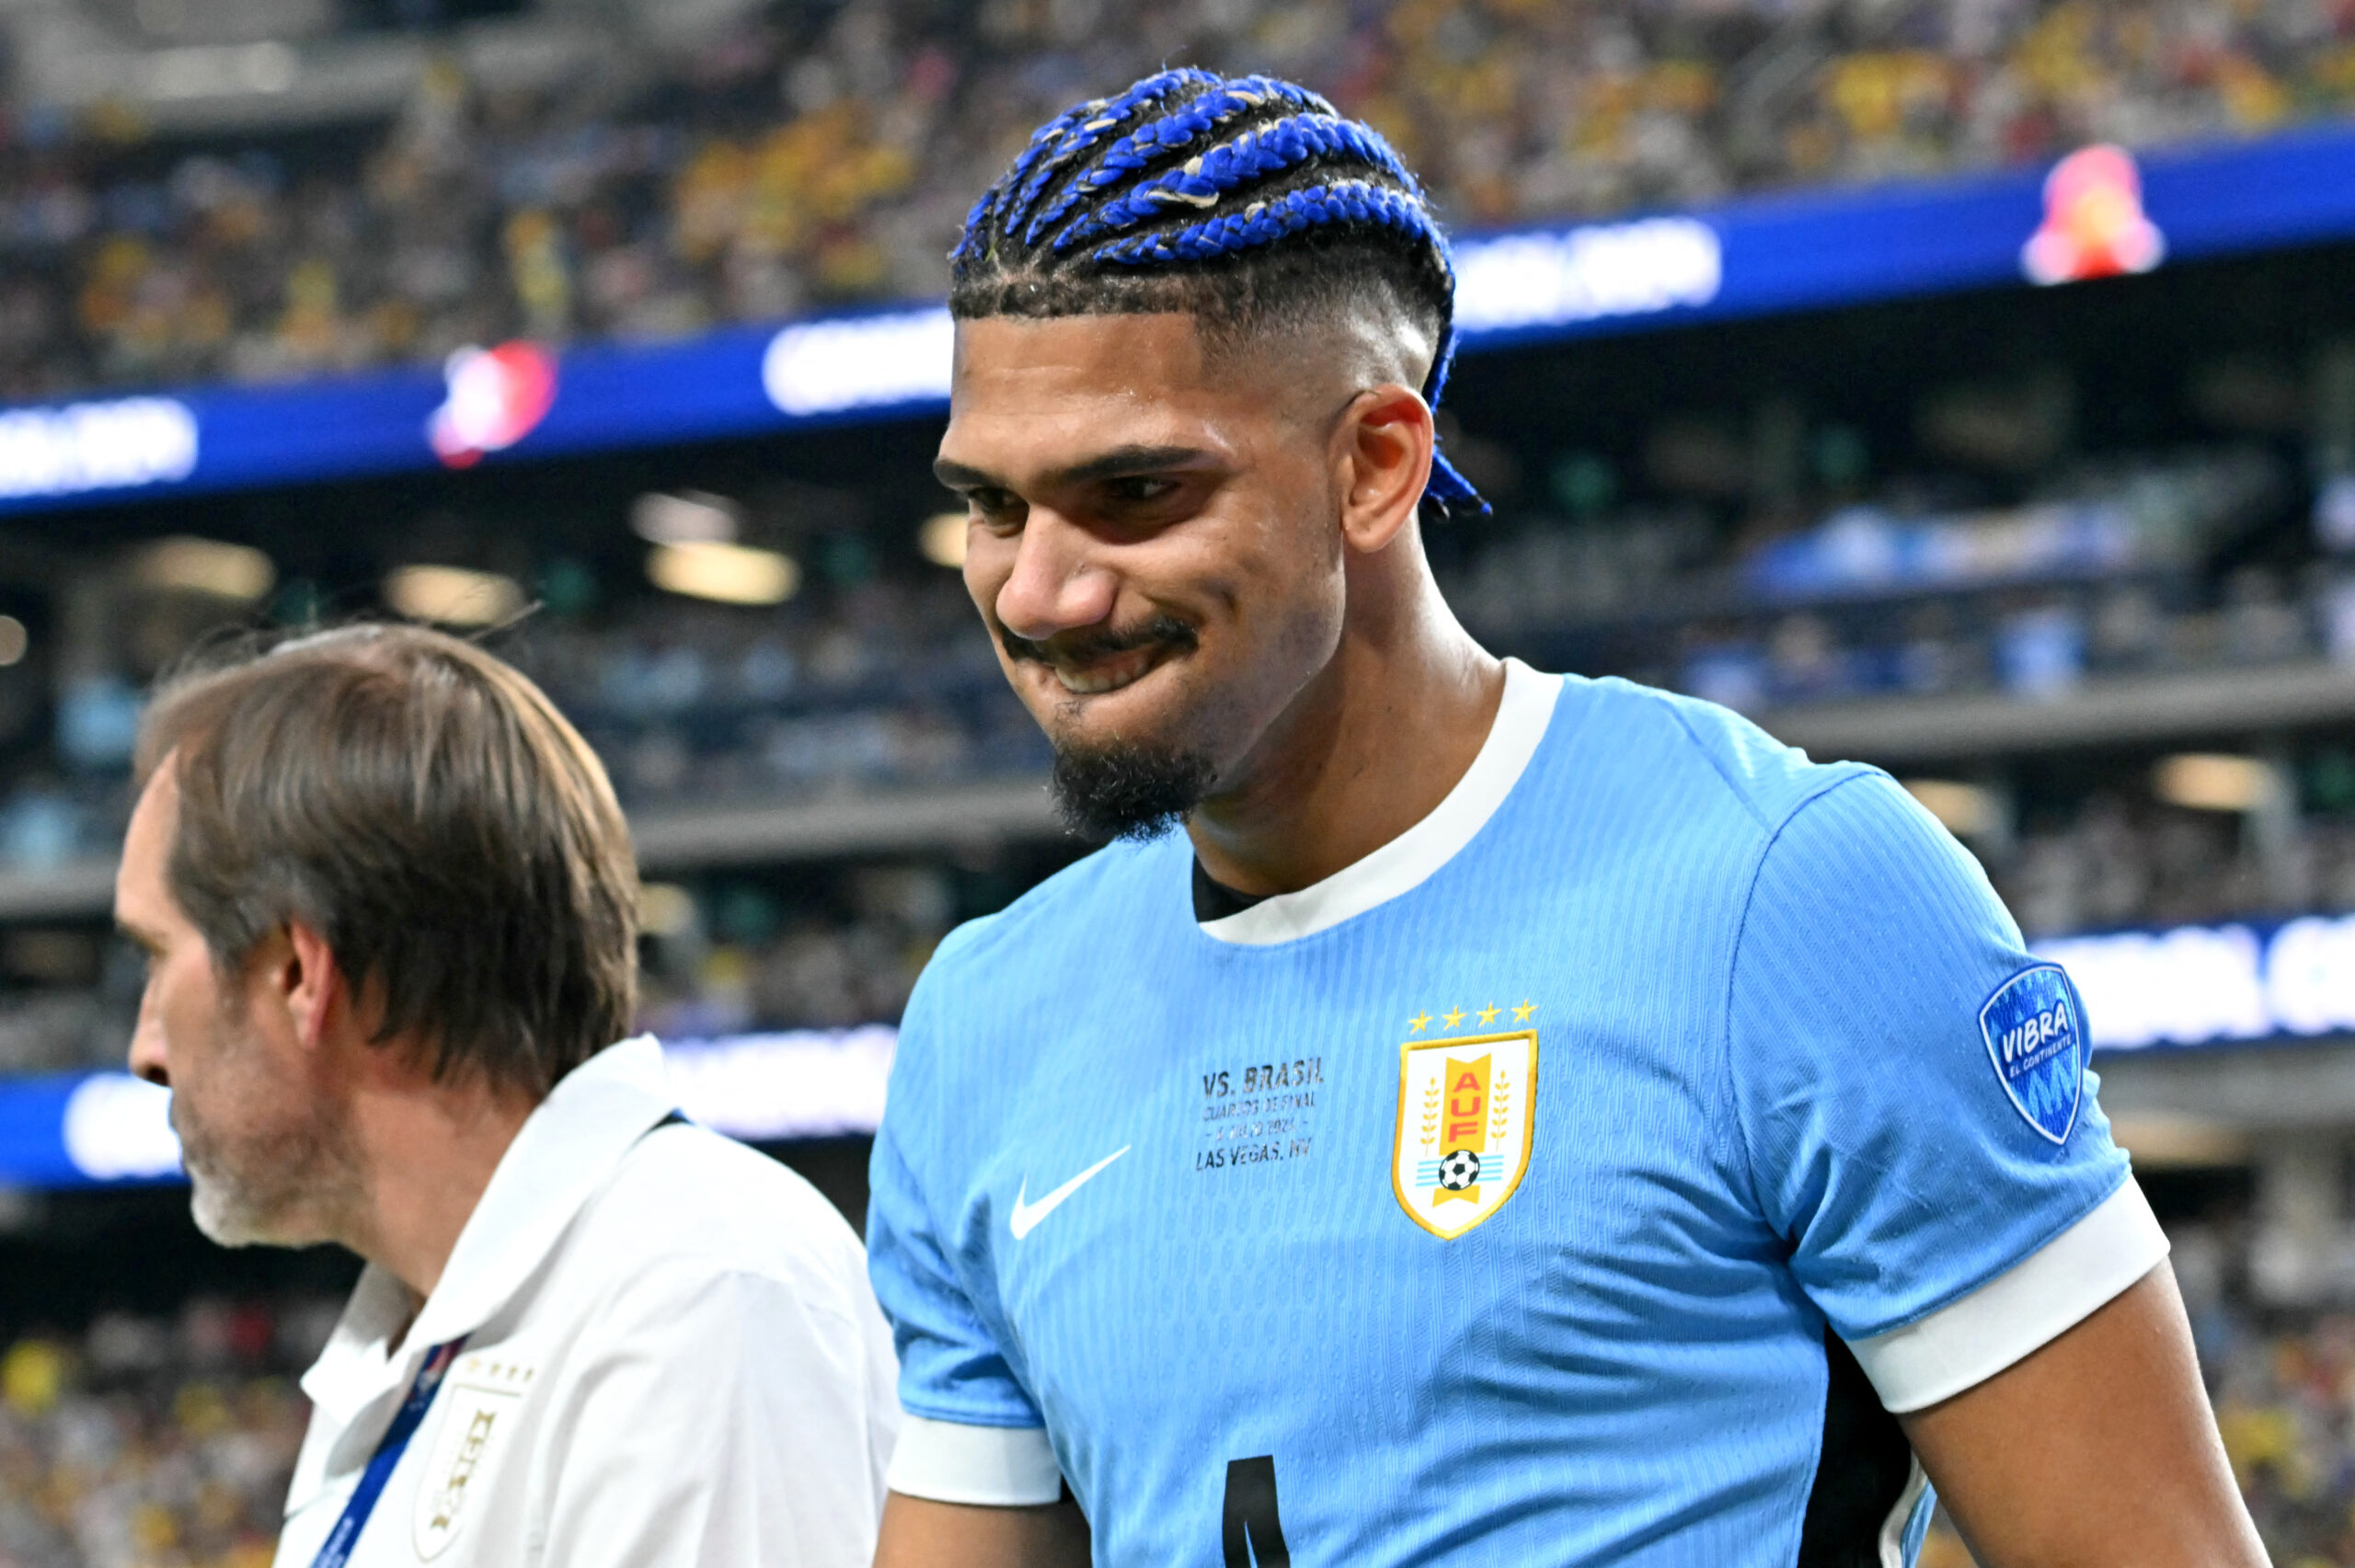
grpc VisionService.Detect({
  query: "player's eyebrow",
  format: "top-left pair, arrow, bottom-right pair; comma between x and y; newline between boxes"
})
113,915 -> 163,955
934,444 -> 1216,493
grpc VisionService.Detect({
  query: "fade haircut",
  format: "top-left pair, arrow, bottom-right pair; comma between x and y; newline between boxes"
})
950,67 -> 1488,519
135,624 -> 638,1099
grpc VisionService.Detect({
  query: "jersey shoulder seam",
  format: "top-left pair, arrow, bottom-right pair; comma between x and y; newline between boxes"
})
1645,681 -> 1875,833
1655,692 -> 1778,834
1712,770 -> 1893,1220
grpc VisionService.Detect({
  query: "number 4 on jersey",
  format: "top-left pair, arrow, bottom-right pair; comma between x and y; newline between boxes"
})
1222,1455 -> 1291,1568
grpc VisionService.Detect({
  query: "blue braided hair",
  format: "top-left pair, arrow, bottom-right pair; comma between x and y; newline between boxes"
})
950,70 -> 1488,520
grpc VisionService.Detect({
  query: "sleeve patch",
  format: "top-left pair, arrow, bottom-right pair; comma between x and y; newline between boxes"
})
1978,964 -> 2086,1145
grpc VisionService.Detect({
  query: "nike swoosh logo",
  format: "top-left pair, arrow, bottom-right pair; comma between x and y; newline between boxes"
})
1009,1146 -> 1132,1241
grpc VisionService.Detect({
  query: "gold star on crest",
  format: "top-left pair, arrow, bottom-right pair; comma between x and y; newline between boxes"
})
1511,1001 -> 1536,1023
1477,1004 -> 1500,1025
1442,1007 -> 1467,1028
1408,1011 -> 1433,1033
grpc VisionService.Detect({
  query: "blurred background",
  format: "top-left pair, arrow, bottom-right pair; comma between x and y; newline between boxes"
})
0,0 -> 2348,1562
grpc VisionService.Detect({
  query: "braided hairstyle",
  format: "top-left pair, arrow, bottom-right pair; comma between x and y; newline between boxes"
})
950,69 -> 1488,519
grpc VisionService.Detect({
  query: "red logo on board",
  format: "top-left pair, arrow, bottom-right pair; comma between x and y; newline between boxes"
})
2021,144 -> 2165,286
428,342 -> 558,467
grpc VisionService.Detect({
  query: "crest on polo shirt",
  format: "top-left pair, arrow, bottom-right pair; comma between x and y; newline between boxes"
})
1393,1013 -> 1538,1240
1980,964 -> 2086,1144
413,1354 -> 533,1559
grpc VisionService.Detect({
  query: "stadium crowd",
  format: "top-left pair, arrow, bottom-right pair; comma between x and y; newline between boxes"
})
0,1300 -> 326,1568
0,425 -> 2332,1075
25,742 -> 2355,1075
23,733 -> 2355,1075
0,433 -> 2307,813
1448,444 -> 2309,708
3,0 -> 2355,399
0,437 -> 2315,871
0,858 -> 957,1073
1998,788 -> 2355,939
506,581 -> 1045,808
2200,1310 -> 2355,1565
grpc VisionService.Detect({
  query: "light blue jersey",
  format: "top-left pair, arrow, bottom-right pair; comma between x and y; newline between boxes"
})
868,661 -> 2165,1567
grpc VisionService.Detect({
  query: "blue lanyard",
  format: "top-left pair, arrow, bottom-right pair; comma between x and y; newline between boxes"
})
310,1335 -> 469,1568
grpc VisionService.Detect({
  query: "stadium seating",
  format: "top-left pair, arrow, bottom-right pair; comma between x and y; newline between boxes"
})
3,0 -> 2353,399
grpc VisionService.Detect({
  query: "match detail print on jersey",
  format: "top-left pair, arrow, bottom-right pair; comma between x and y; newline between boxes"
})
1977,965 -> 2086,1145
1393,1029 -> 1537,1239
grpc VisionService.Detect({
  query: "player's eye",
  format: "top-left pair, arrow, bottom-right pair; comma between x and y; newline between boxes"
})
966,488 -> 1023,526
1107,475 -> 1178,504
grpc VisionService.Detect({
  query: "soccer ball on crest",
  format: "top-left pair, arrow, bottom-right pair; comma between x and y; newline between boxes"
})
1437,1149 -> 1482,1190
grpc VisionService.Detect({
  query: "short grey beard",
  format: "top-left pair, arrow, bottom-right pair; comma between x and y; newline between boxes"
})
1050,742 -> 1219,842
183,1095 -> 363,1250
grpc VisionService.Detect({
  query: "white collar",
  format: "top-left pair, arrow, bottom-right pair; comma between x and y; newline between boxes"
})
298,1036 -> 675,1425
1197,658 -> 1563,947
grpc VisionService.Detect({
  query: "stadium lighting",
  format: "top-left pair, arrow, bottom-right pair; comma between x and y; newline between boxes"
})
762,309 -> 955,416
638,882 -> 697,937
632,491 -> 741,545
14,1025 -> 901,1185
0,616 -> 29,668
145,41 -> 299,100
1453,217 -> 1722,334
918,511 -> 968,568
1901,779 -> 1999,836
2153,752 -> 2279,813
383,564 -> 526,627
61,1073 -> 180,1182
0,395 -> 198,503
648,541 -> 799,605
2103,1112 -> 2248,1169
131,535 -> 275,601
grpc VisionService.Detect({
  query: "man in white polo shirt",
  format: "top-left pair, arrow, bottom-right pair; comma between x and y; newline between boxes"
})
111,624 -> 897,1568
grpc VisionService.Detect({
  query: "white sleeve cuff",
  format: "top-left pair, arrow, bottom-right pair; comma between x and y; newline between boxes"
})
885,1414 -> 1063,1506
1849,1179 -> 2169,1413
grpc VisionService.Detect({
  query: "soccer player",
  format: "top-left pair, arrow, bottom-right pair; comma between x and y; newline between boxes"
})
866,69 -> 2266,1567
112,625 -> 898,1568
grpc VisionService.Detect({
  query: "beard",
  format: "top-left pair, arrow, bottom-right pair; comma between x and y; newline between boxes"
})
1049,741 -> 1219,842
177,1001 -> 362,1248
1003,613 -> 1220,841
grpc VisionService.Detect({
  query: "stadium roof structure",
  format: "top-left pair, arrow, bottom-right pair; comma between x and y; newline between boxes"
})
4,120 -> 2354,517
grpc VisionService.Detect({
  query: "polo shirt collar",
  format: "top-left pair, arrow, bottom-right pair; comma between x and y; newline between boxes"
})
298,1036 -> 674,1428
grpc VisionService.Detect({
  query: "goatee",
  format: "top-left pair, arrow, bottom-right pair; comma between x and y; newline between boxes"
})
1050,741 -> 1217,842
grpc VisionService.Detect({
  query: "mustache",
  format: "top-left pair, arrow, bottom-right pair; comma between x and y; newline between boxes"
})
998,614 -> 1198,668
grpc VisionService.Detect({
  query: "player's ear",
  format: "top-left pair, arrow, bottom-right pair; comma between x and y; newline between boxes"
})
275,917 -> 346,1052
1335,383 -> 1435,555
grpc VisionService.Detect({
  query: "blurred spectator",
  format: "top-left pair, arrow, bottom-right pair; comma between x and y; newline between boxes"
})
0,1299 -> 328,1568
0,434 -> 2337,1068
4,0 -> 2355,401
1993,790 -> 2355,938
634,864 -> 955,1042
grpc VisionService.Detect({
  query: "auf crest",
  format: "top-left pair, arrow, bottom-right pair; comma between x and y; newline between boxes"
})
1393,1025 -> 1538,1240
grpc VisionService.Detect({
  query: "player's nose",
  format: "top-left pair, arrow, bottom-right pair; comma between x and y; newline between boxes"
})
994,510 -> 1118,643
127,1001 -> 169,1087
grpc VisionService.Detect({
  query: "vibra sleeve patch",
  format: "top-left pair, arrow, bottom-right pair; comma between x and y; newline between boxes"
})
1978,965 -> 2087,1145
